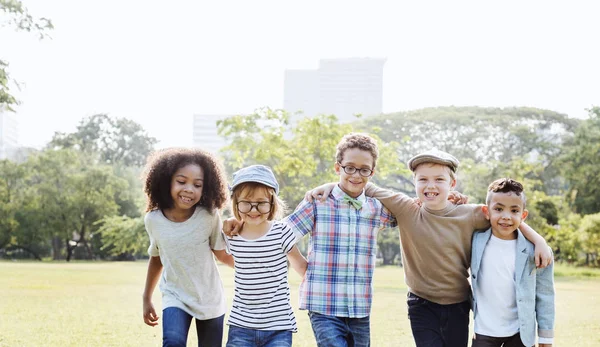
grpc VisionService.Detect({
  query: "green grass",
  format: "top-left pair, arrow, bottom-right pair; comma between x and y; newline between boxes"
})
554,263 -> 600,278
1,262 -> 599,346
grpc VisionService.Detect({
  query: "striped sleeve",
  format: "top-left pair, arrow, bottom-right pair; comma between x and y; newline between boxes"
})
279,222 -> 296,253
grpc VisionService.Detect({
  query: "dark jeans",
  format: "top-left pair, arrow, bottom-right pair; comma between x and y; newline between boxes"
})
308,311 -> 370,347
162,307 -> 224,347
471,333 -> 528,347
406,292 -> 470,347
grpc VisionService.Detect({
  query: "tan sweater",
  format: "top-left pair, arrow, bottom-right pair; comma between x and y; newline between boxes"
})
366,184 -> 489,304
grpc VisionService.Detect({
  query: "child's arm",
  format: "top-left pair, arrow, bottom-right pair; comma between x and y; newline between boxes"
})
304,182 -> 336,202
212,249 -> 235,268
520,222 -> 553,268
287,245 -> 308,277
142,256 -> 163,327
222,218 -> 244,238
535,260 -> 555,346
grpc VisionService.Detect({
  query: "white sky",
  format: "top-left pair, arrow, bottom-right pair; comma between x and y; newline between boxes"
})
2,0 -> 599,149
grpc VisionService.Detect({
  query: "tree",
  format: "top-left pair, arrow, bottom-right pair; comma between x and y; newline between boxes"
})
560,106 -> 600,215
48,114 -> 158,167
579,213 -> 600,266
1,0 -> 53,111
360,106 -> 578,196
217,108 -> 403,208
378,227 -> 400,265
96,215 -> 147,259
27,149 -> 127,260
0,160 -> 24,254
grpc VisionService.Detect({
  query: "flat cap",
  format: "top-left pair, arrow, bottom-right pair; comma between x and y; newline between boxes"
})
230,165 -> 279,195
407,149 -> 460,172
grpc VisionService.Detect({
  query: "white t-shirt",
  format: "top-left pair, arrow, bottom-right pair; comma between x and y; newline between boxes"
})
145,207 -> 226,320
224,221 -> 298,332
474,235 -> 520,337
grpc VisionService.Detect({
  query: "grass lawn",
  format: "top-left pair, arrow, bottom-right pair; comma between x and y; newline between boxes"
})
1,261 -> 599,346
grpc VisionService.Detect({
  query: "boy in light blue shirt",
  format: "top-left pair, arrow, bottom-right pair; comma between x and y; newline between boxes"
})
471,178 -> 555,347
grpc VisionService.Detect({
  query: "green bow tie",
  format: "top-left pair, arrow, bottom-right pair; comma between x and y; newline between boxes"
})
342,195 -> 363,210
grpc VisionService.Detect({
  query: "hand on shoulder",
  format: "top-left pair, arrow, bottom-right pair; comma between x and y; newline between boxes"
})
222,218 -> 243,238
304,182 -> 336,203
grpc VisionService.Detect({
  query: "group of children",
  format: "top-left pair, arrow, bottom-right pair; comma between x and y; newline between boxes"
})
141,133 -> 555,347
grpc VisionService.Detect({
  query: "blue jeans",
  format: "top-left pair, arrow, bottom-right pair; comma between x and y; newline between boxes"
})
406,292 -> 470,347
162,307 -> 224,347
308,311 -> 370,347
226,325 -> 292,347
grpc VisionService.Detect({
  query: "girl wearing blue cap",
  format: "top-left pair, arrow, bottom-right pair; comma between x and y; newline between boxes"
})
224,165 -> 308,347
141,147 -> 234,347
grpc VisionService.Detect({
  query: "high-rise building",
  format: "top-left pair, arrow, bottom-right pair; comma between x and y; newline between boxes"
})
192,114 -> 231,154
284,58 -> 386,123
0,112 -> 18,160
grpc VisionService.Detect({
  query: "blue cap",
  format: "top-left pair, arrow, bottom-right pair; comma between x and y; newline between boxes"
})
230,165 -> 279,195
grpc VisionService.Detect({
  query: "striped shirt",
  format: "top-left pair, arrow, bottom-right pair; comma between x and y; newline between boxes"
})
284,185 -> 397,318
224,221 -> 298,332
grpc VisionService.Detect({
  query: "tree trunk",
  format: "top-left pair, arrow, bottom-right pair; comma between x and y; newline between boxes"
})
52,236 -> 63,260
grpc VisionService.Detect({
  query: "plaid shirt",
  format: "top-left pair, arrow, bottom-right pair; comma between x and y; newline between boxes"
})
284,185 -> 397,318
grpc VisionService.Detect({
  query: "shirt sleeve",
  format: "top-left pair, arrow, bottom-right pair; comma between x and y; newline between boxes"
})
536,261 -> 555,343
209,211 -> 226,251
282,199 -> 316,242
364,183 -> 416,218
144,213 -> 160,257
279,222 -> 297,254
380,205 -> 398,228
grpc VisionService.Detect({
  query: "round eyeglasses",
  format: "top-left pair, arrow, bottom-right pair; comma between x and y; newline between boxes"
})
338,164 -> 373,177
236,201 -> 272,214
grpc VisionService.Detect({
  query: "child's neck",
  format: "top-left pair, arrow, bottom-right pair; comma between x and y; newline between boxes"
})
163,206 -> 195,223
240,220 -> 272,240
491,229 -> 518,240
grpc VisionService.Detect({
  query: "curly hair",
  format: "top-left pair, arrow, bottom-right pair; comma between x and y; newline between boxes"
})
142,147 -> 228,212
335,133 -> 379,169
486,178 -> 526,208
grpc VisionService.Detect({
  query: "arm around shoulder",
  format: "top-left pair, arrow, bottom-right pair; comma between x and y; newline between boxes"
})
520,222 -> 553,268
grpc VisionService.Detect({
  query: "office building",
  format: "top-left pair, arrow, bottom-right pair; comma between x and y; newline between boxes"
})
192,114 -> 231,154
284,58 -> 386,123
0,112 -> 18,160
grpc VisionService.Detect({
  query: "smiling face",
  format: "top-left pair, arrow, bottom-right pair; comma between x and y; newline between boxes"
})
169,163 -> 204,214
483,191 -> 528,240
334,147 -> 375,198
235,185 -> 272,228
413,163 -> 456,210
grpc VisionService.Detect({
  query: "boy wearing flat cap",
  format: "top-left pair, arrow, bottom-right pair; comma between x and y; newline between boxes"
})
307,148 -> 553,347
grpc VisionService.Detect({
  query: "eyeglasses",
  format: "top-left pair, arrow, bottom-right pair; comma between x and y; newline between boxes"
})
236,201 -> 272,214
338,163 -> 373,177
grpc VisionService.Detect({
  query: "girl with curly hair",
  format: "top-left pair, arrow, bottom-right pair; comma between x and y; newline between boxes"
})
141,147 -> 233,347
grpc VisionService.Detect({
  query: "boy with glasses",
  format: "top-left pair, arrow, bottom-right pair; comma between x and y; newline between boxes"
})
283,133 -> 397,346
